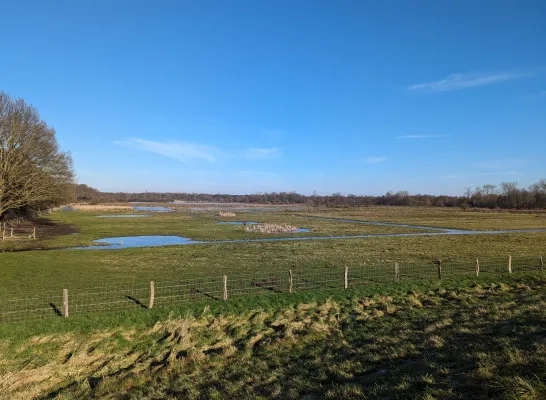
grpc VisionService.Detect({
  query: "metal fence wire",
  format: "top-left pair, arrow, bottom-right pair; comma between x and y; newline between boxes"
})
0,254 -> 543,323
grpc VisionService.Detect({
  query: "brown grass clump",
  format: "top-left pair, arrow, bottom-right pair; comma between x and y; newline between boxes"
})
70,204 -> 133,212
245,223 -> 298,233
218,211 -> 236,217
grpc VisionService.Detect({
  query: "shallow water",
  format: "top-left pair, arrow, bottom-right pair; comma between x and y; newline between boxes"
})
133,206 -> 171,212
301,215 -> 459,232
217,221 -> 259,225
68,227 -> 546,250
97,214 -> 151,218
71,236 -> 197,250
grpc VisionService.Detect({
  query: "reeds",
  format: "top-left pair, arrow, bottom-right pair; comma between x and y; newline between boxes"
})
244,223 -> 298,233
70,204 -> 133,211
218,211 -> 237,217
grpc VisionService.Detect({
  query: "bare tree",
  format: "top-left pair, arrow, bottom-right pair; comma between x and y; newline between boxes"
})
0,92 -> 74,219
482,184 -> 497,196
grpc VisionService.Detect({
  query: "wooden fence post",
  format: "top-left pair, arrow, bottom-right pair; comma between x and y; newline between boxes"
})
540,256 -> 543,273
223,275 -> 228,301
33,227 -> 36,239
475,258 -> 479,277
436,260 -> 442,280
62,289 -> 69,318
344,266 -> 348,289
1,230 -> 4,241
394,262 -> 400,283
508,255 -> 512,274
10,227 -> 13,237
149,281 -> 155,309
288,270 -> 293,293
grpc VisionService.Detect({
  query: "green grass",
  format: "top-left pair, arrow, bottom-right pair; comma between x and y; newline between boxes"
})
1,207 -> 545,398
0,208 -> 544,299
304,206 -> 546,230
1,275 -> 545,399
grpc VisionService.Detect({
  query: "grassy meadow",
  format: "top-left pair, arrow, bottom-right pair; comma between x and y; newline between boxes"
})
0,276 -> 545,399
0,206 -> 544,297
0,205 -> 545,398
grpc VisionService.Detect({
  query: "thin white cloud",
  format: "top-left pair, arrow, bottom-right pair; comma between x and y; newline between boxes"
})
395,135 -> 449,139
115,138 -> 227,162
409,71 -> 531,93
365,157 -> 387,164
243,147 -> 280,159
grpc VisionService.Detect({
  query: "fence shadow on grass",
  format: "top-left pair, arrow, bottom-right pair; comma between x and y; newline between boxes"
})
1,254 -> 543,323
48,303 -> 62,317
125,295 -> 148,309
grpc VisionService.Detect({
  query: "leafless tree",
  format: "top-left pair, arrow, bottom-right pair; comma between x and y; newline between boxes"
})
0,92 -> 74,219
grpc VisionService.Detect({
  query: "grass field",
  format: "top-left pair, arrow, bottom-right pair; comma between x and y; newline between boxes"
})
305,206 -> 546,231
1,276 -> 545,399
1,205 -> 545,398
0,206 -> 544,298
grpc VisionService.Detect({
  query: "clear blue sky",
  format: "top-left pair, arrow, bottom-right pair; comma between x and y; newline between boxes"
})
2,0 -> 545,195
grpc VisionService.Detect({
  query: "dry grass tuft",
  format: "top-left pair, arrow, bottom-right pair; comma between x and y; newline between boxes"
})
245,223 -> 298,233
218,211 -> 236,217
70,204 -> 133,212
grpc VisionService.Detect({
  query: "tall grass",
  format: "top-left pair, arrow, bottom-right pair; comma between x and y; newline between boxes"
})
245,223 -> 298,233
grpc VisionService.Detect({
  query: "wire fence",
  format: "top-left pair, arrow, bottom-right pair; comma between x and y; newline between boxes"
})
0,254 -> 543,323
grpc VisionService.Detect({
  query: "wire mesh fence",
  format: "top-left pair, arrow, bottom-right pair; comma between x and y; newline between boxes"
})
0,254 -> 543,324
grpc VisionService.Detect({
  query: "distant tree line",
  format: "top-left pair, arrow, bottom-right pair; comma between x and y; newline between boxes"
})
75,178 -> 546,210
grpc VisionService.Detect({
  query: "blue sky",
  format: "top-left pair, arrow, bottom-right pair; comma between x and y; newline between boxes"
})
1,0 -> 545,195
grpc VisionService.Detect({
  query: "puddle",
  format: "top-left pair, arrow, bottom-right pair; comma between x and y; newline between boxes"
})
301,215 -> 460,232
71,236 -> 197,250
133,206 -> 171,212
97,214 -> 151,218
68,227 -> 546,250
217,221 -> 259,225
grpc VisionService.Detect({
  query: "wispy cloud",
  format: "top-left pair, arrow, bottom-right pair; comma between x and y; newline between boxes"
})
243,147 -> 280,159
409,71 -> 532,93
114,138 -> 227,162
395,135 -> 449,139
364,157 -> 387,164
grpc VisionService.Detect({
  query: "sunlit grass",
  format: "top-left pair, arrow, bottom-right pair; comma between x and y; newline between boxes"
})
1,277 -> 545,399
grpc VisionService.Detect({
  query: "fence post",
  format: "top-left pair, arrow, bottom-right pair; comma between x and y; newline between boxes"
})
394,262 -> 400,283
344,266 -> 348,289
10,227 -> 13,237
223,275 -> 228,301
508,255 -> 512,274
475,258 -> 479,277
149,281 -> 155,309
33,227 -> 36,239
540,256 -> 543,273
1,230 -> 4,241
436,260 -> 442,280
288,270 -> 293,293
62,289 -> 69,318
